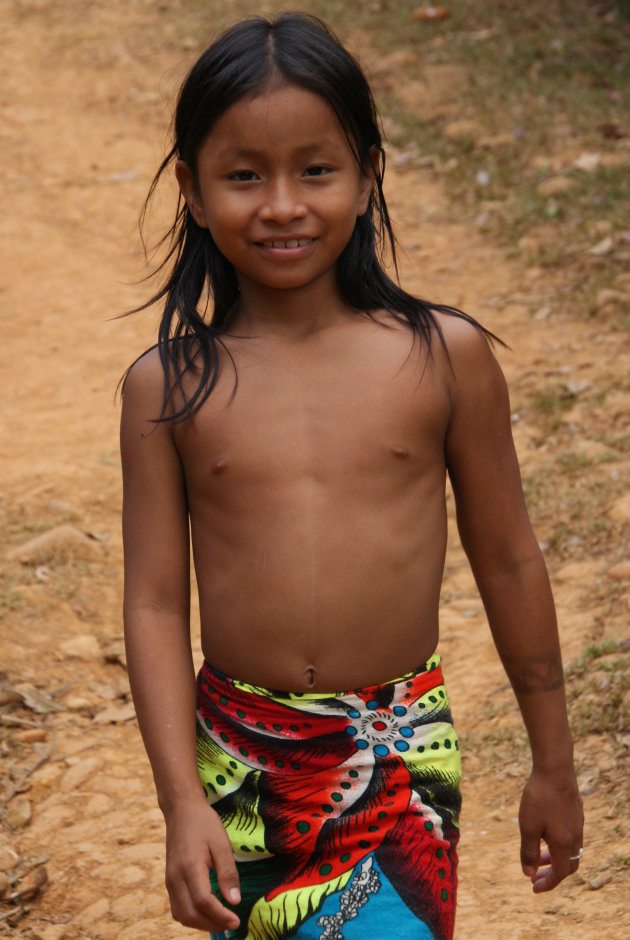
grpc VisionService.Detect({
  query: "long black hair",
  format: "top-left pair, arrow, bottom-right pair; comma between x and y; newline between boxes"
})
131,12 -> 496,422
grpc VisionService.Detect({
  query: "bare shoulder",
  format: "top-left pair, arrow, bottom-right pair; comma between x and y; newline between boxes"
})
432,309 -> 496,361
120,347 -> 171,442
430,310 -> 506,397
122,347 -> 164,398
121,346 -> 169,417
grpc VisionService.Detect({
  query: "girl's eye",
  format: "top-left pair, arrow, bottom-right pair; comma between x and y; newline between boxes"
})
229,170 -> 258,182
303,165 -> 331,178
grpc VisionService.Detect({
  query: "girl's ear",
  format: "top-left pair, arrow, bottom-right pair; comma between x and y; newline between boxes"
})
175,160 -> 209,229
357,146 -> 379,216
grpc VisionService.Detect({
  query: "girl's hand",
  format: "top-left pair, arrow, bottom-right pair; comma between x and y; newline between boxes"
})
164,798 -> 241,931
519,767 -> 584,893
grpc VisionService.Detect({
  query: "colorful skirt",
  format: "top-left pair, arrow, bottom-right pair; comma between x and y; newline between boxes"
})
196,653 -> 461,940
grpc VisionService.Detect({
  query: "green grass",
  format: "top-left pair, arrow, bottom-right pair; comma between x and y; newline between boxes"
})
565,638 -> 629,738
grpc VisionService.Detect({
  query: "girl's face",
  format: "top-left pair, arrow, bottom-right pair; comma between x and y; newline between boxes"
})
176,82 -> 373,302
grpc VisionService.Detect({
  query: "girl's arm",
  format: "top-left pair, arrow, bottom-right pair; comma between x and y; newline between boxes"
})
442,319 -> 583,893
120,353 -> 240,931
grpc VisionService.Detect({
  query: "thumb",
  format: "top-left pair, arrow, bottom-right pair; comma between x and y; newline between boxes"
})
520,830 -> 541,878
212,839 -> 241,907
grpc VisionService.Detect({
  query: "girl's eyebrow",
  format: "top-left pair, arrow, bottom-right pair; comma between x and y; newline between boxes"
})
215,140 -> 344,161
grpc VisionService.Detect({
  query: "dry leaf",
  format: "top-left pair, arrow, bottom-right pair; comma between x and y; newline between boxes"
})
598,121 -> 627,139
14,864 -> 48,901
585,235 -> 614,256
412,6 -> 451,22
92,702 -> 136,724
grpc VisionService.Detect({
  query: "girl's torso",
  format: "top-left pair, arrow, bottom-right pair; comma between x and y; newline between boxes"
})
173,313 -> 453,692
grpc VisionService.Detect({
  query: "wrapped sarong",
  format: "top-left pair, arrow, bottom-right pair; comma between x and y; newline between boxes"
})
196,653 -> 461,940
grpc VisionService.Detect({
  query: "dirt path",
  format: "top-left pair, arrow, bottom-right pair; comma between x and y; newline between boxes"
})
1,2 -> 628,938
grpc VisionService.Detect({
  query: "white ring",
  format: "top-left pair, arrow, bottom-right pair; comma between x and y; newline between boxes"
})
569,848 -> 583,861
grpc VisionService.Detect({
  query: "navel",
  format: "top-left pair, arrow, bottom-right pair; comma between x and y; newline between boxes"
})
390,444 -> 410,459
211,457 -> 228,474
304,667 -> 317,689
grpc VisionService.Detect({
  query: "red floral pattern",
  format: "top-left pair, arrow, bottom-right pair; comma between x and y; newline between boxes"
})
197,656 -> 461,940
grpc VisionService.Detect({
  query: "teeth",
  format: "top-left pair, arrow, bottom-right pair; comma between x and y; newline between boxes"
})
263,239 -> 310,248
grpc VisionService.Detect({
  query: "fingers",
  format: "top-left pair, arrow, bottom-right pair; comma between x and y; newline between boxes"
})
524,845 -> 583,894
519,824 -> 541,878
167,860 -> 240,932
164,809 -> 241,931
518,770 -> 584,891
213,835 -> 242,908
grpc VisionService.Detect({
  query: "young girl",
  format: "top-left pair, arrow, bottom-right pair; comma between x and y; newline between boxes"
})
121,13 -> 583,940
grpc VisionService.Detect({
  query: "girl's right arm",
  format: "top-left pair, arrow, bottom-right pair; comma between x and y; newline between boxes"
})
120,353 -> 240,932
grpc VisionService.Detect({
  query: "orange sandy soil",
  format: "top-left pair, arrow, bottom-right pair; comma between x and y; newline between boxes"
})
1,2 -> 629,938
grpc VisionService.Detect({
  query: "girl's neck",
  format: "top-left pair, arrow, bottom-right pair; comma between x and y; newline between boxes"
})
230,276 -> 356,341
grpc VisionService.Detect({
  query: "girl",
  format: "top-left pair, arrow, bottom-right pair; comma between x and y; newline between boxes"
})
121,13 -> 583,940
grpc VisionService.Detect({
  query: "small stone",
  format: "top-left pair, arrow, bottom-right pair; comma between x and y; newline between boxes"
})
565,380 -> 590,397
58,634 -> 101,661
6,798 -> 32,829
607,561 -> 630,582
120,865 -> 145,885
47,499 -> 77,517
609,495 -> 630,525
588,873 -> 611,890
574,152 -> 601,172
477,133 -> 516,151
14,728 -> 48,744
536,176 -> 576,197
594,288 -> 629,313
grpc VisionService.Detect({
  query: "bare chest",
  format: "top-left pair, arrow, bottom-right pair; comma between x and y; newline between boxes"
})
174,331 -> 451,497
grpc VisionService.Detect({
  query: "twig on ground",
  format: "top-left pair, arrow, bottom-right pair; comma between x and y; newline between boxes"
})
0,734 -> 57,808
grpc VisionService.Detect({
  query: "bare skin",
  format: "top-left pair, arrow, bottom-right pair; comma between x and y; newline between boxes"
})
121,82 -> 583,934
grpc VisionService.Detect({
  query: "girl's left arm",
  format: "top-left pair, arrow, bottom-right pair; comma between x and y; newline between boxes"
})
442,318 -> 583,893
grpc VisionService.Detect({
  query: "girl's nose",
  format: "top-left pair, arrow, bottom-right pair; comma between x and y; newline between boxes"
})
258,178 -> 307,223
